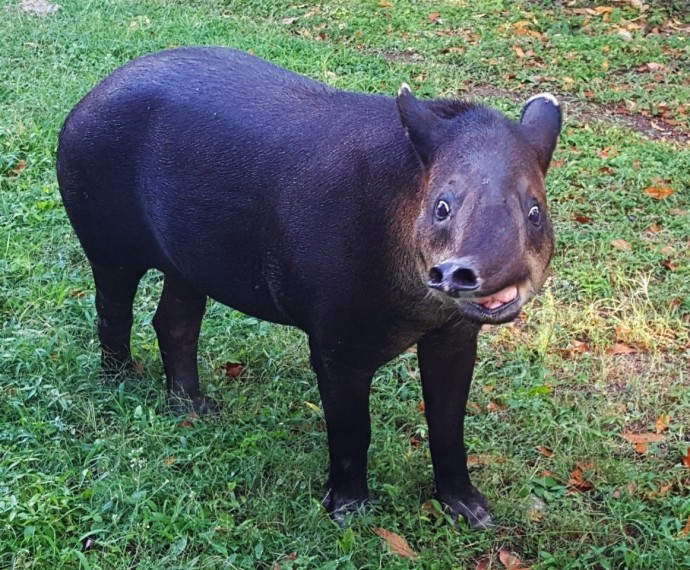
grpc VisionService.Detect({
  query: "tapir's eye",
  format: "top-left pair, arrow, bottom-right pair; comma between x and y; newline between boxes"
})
435,199 -> 451,221
528,205 -> 541,226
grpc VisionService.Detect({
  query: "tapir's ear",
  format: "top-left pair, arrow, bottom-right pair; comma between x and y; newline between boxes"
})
520,93 -> 562,175
397,83 -> 443,167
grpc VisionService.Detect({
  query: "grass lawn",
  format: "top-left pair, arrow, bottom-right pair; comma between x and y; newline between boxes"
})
1,0 -> 689,568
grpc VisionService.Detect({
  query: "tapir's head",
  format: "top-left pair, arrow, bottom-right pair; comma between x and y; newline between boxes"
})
397,86 -> 561,325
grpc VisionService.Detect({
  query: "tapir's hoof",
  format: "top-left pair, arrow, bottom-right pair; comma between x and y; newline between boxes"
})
439,488 -> 495,530
322,489 -> 375,526
169,393 -> 222,416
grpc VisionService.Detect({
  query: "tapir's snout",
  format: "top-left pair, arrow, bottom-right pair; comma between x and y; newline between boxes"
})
427,256 -> 527,324
427,258 -> 480,296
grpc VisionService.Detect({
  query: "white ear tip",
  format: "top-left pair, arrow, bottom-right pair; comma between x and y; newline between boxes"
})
526,92 -> 559,107
398,82 -> 412,96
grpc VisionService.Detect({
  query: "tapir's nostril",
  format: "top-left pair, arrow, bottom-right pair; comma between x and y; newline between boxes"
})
428,260 -> 480,293
428,266 -> 444,285
451,267 -> 478,289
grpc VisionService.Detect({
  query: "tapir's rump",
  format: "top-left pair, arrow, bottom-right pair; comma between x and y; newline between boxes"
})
57,46 -> 561,527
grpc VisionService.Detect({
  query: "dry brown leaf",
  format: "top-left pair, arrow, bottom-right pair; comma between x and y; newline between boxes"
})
680,516 -> 690,537
634,442 -> 648,454
537,446 -> 554,458
476,560 -> 490,570
682,448 -> 690,469
223,362 -> 245,378
499,548 -> 529,570
656,414 -> 670,434
417,400 -> 426,413
623,432 -> 665,444
10,159 -> 27,176
373,528 -> 418,559
512,45 -> 525,58
611,239 -> 632,251
468,454 -> 506,467
467,401 -> 484,415
568,466 -> 595,492
428,12 -> 441,22
573,214 -> 593,224
607,343 -> 639,355
487,400 -> 507,413
644,185 -> 675,199
165,456 -> 176,465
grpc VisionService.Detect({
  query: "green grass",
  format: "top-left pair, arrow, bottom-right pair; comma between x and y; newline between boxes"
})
1,0 -> 689,568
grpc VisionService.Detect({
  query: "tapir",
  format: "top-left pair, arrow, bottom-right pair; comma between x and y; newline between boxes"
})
56,47 -> 561,528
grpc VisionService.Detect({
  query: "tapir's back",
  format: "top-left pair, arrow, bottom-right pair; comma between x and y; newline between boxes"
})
57,47 -> 415,326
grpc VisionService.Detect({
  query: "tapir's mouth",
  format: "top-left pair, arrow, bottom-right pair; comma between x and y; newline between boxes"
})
471,285 -> 519,312
457,284 -> 524,325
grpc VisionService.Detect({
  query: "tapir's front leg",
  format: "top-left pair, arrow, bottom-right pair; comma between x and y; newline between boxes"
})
417,325 -> 493,529
310,341 -> 375,520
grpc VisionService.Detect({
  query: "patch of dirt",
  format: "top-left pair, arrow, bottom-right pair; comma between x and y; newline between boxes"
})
381,50 -> 425,63
464,84 -> 690,144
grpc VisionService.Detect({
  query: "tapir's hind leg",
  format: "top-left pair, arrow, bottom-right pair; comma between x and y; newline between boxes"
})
92,264 -> 144,374
153,273 -> 218,414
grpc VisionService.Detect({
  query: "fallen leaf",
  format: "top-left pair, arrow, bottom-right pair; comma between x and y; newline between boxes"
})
607,343 -> 639,355
537,446 -> 554,458
273,553 -> 298,570
428,12 -> 441,23
165,455 -> 176,465
467,401 -> 483,415
622,432 -> 665,444
639,62 -> 669,72
468,454 -> 506,466
379,1 -> 392,7
513,45 -> 526,58
669,208 -> 686,216
280,17 -> 298,25
656,414 -> 670,434
418,400 -> 426,413
487,400 -> 507,413
499,548 -> 529,570
611,239 -> 632,251
682,448 -> 690,469
634,442 -> 648,454
661,259 -> 676,272
573,214 -> 593,224
223,362 -> 245,378
476,560 -> 490,570
372,528 -> 418,559
568,466 -> 595,492
645,222 -> 663,234
10,159 -> 27,176
644,185 -> 675,199
680,516 -> 690,537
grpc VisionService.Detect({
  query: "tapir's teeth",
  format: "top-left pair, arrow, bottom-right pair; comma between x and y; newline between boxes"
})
475,285 -> 519,309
